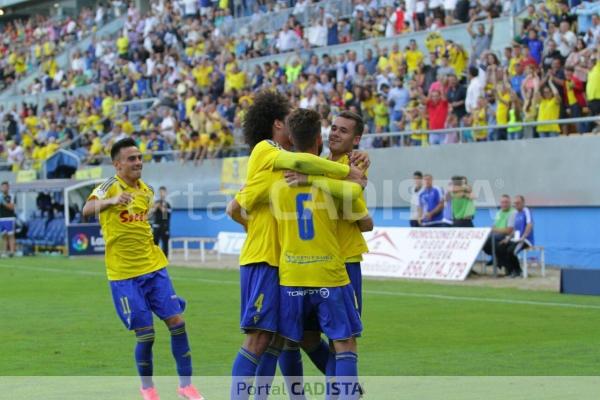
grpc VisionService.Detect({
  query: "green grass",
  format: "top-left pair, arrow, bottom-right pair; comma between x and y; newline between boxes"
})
1,257 -> 600,377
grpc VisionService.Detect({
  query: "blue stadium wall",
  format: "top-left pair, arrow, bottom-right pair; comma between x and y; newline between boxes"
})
170,207 -> 600,269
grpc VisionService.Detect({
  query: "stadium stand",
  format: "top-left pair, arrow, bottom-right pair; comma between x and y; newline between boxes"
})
0,0 -> 598,173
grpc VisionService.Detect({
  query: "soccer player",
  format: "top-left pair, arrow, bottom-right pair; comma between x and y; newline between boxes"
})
227,91 -> 366,400
280,111 -> 372,396
82,138 -> 203,400
272,109 -> 371,400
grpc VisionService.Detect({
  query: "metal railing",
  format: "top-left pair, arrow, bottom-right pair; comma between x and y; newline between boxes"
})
354,116 -> 600,146
54,116 -> 600,167
240,16 -> 512,70
2,116 -> 597,170
0,85 -> 100,112
114,98 -> 160,128
227,0 -> 353,37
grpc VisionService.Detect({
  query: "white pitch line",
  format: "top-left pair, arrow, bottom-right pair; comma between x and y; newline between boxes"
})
364,289 -> 600,310
2,263 -> 600,310
0,263 -> 238,286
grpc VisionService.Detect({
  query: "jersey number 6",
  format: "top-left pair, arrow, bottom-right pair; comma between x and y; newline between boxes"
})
295,193 -> 315,240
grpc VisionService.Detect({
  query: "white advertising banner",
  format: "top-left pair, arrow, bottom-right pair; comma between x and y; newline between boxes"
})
217,232 -> 247,255
362,227 -> 491,281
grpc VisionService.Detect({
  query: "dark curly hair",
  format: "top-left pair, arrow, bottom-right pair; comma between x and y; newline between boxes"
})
286,108 -> 321,152
243,90 -> 291,149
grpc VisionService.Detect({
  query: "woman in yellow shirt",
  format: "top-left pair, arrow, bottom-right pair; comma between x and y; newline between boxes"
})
360,88 -> 377,133
535,78 -> 561,138
495,83 -> 511,140
373,94 -> 389,131
407,106 -> 428,146
472,96 -> 489,142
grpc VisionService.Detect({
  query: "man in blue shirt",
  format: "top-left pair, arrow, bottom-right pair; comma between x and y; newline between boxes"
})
510,62 -> 525,99
363,48 -> 378,75
148,130 -> 166,163
418,174 -> 446,227
387,77 -> 410,135
497,195 -> 534,278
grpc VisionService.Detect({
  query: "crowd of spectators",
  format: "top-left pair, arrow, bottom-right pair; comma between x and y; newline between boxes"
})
0,2 -> 130,92
9,0 -> 512,95
0,0 -> 599,170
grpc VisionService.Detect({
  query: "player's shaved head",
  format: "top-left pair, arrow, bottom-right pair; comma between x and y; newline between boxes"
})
286,108 -> 321,153
243,90 -> 291,150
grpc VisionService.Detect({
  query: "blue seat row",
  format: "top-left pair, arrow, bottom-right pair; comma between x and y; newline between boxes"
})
17,213 -> 66,250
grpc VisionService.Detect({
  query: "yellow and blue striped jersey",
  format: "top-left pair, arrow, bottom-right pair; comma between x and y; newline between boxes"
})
271,182 -> 359,287
235,140 -> 283,267
235,140 -> 352,268
88,175 -> 167,281
331,154 -> 369,262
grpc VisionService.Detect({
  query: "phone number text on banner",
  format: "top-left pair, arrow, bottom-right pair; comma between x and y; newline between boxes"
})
362,227 -> 491,281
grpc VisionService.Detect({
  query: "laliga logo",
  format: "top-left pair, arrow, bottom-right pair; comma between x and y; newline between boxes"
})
319,288 -> 330,298
72,233 -> 89,251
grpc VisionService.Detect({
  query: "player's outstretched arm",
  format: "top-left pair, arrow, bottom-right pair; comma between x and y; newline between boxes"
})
284,171 -> 362,201
226,199 -> 248,230
82,193 -> 131,218
273,151 -> 350,178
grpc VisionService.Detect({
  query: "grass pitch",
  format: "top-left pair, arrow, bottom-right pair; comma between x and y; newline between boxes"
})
1,257 -> 600,377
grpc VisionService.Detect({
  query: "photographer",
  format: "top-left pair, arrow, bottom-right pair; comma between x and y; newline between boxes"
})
151,186 -> 172,257
0,181 -> 17,257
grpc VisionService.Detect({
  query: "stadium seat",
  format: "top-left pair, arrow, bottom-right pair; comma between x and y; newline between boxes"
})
42,218 -> 66,248
16,215 -> 48,250
521,246 -> 546,279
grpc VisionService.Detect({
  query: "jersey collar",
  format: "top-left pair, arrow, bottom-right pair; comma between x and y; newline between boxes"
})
115,174 -> 143,191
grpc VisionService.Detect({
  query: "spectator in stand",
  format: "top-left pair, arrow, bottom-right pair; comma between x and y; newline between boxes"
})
535,74 -> 562,137
510,61 -> 526,99
523,29 -> 544,66
587,50 -> 600,129
387,76 -> 410,133
6,141 -> 24,172
451,176 -> 475,227
553,21 -> 577,60
447,73 -> 467,120
422,89 -> 449,145
148,129 -> 167,162
466,66 -> 485,115
493,73 -> 511,141
409,171 -> 424,227
563,66 -> 587,133
497,195 -> 534,278
467,13 -> 494,64
541,39 -> 564,72
418,174 -> 446,227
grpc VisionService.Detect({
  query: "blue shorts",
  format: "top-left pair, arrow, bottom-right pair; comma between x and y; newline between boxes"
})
346,262 -> 362,315
279,285 -> 362,343
239,263 -> 279,333
0,218 -> 15,235
109,268 -> 185,330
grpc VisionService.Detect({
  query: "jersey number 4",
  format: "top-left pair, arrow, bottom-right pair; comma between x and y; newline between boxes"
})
296,193 -> 315,240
